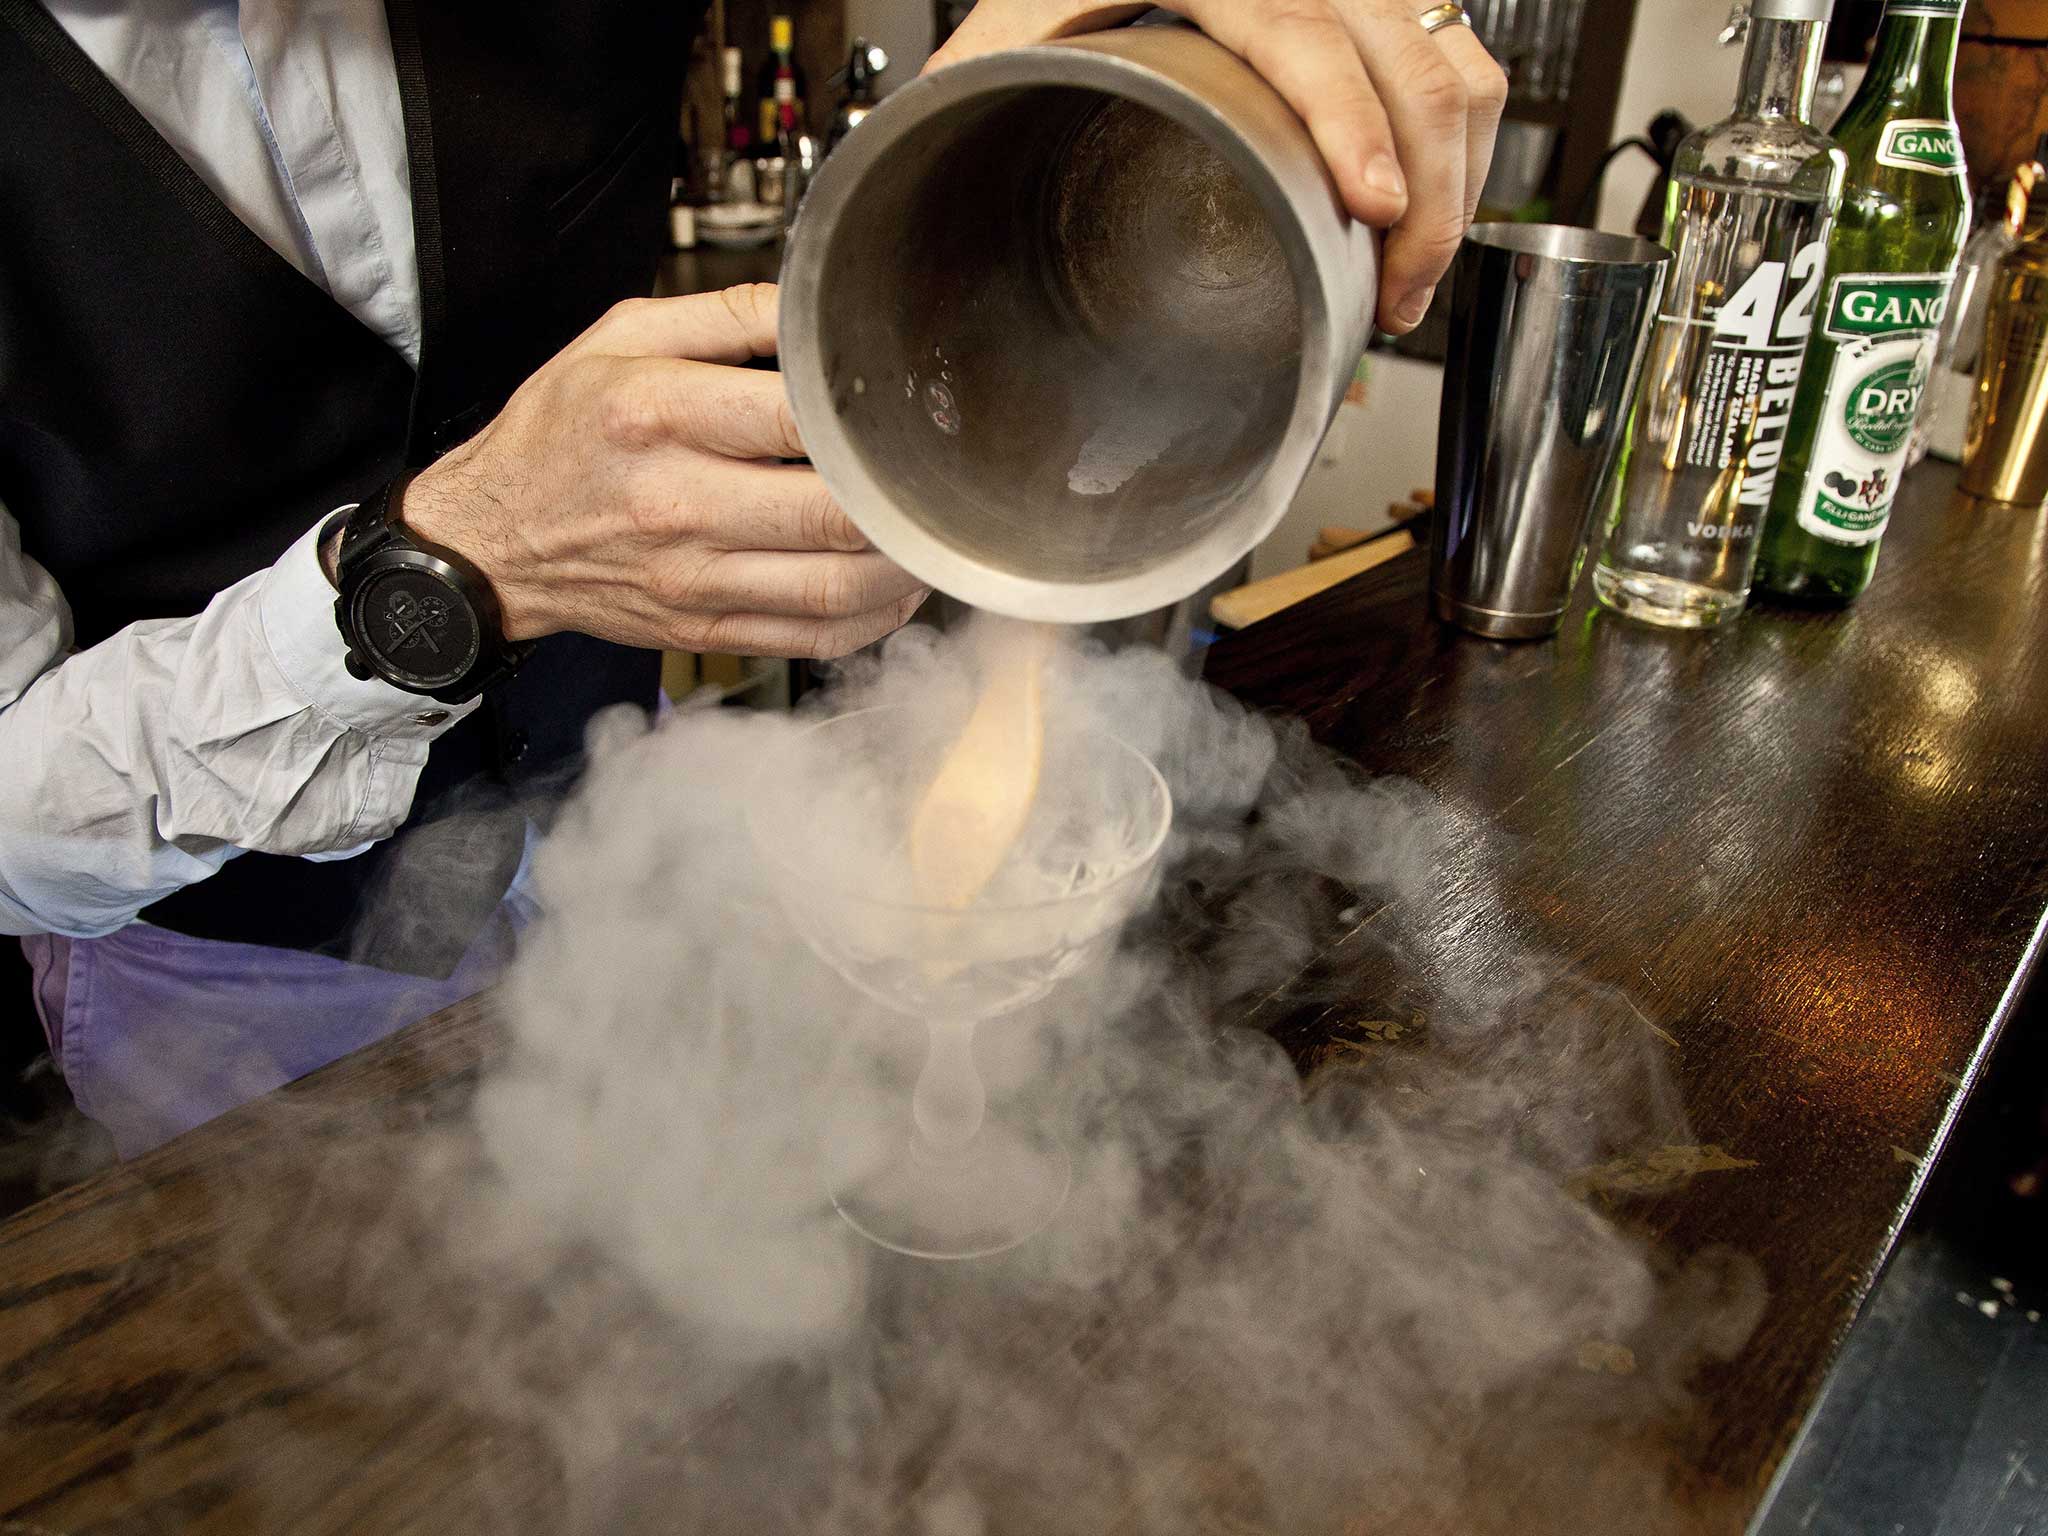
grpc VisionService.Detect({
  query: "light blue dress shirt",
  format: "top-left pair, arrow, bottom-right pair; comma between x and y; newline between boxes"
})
51,0 -> 422,363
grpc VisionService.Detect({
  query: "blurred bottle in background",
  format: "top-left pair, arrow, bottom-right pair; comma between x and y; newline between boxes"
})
670,100 -> 701,250
716,45 -> 749,203
1908,211 -> 2018,464
1961,136 -> 2048,505
756,16 -> 807,148
826,39 -> 890,155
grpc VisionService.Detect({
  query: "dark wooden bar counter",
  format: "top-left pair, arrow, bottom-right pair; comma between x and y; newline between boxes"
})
1204,460 -> 2048,1518
3,460 -> 2045,1533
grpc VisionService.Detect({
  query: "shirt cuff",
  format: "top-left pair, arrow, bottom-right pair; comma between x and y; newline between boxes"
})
257,512 -> 479,741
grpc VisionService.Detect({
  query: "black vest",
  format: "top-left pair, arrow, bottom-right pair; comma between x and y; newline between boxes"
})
0,0 -> 703,973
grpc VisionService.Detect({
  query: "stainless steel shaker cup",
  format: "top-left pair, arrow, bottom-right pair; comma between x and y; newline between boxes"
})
778,24 -> 1378,624
1431,223 -> 1671,640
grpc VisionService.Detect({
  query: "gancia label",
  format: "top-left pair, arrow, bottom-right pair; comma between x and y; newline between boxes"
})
1875,119 -> 1964,176
1842,357 -> 1921,454
1823,274 -> 1950,341
1793,272 -> 1952,546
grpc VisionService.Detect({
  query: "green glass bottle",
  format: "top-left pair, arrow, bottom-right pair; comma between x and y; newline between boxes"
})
1753,0 -> 1971,604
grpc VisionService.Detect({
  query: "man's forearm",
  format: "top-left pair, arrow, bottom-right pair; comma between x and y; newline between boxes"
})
0,509 -> 472,936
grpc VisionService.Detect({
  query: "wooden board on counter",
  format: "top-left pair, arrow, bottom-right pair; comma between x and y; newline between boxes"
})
1210,526 -> 1417,630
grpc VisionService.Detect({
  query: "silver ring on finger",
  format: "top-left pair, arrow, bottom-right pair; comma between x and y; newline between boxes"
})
1417,1 -> 1474,32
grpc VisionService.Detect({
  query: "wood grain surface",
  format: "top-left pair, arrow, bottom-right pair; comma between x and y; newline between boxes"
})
1204,460 -> 2048,1517
2,462 -> 2044,1535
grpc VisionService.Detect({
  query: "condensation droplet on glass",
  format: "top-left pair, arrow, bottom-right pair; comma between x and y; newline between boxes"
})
925,380 -> 960,436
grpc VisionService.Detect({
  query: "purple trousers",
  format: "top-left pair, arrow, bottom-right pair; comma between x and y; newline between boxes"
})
22,911 -> 514,1158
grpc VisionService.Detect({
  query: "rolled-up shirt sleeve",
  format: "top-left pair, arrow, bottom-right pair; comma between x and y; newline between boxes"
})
0,502 -> 473,937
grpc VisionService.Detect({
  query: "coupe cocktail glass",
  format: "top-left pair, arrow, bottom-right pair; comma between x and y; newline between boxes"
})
749,707 -> 1171,1259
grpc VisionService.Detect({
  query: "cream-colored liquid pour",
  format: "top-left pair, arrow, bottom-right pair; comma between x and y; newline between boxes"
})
904,620 -> 1055,1156
907,621 -> 1055,910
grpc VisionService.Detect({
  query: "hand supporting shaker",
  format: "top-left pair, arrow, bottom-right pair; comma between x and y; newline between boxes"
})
1430,224 -> 1671,640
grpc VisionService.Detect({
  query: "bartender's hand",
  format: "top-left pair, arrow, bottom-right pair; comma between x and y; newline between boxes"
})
926,0 -> 1507,336
398,284 -> 929,659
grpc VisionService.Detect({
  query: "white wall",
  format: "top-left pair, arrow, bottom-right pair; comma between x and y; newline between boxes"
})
1594,0 -> 1745,234
1593,2 -> 1866,234
844,0 -> 933,93
1252,352 -> 1444,581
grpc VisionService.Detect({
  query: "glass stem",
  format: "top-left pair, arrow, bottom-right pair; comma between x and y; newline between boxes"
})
913,1017 -> 986,1152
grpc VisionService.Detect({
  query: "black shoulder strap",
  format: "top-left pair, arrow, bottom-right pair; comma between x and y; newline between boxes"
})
381,0 -> 450,460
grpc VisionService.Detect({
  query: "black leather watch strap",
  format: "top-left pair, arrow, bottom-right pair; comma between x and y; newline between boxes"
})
337,468 -> 417,573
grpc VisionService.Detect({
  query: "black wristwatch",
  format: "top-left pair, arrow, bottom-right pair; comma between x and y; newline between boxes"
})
334,471 -> 531,703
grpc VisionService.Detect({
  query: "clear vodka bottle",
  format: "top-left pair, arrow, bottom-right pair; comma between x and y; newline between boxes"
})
1592,0 -> 1846,629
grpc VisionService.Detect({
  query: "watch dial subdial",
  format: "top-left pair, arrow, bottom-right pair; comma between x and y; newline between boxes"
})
355,566 -> 482,690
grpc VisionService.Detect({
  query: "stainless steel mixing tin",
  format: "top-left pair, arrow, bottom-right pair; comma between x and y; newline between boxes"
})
778,25 -> 1378,624
1431,222 -> 1671,640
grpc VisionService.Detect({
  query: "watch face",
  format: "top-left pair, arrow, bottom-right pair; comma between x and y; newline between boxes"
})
352,565 -> 483,690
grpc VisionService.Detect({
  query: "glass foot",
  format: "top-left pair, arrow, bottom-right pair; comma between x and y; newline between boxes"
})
822,1106 -> 1071,1261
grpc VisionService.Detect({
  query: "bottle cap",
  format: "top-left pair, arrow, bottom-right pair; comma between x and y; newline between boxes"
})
771,16 -> 793,52
1751,0 -> 1834,20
